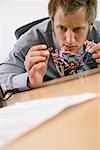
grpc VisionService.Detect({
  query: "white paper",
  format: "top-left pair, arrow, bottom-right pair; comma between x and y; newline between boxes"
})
0,92 -> 97,149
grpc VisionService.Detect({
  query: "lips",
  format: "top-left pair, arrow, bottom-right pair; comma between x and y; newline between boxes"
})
64,45 -> 78,52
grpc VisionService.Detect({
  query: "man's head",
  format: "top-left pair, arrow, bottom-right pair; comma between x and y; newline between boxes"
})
48,0 -> 97,52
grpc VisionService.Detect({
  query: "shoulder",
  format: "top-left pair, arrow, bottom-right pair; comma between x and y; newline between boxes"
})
20,18 -> 51,42
94,20 -> 100,35
88,20 -> 100,43
14,19 -> 52,53
31,18 -> 51,32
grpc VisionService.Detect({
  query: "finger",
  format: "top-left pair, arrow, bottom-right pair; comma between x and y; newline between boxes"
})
25,45 -> 49,61
27,50 -> 49,58
92,51 -> 100,59
28,62 -> 46,84
24,56 -> 46,71
85,44 -> 96,52
30,44 -> 47,52
95,58 -> 100,63
30,62 -> 46,76
90,43 -> 100,53
84,40 -> 96,52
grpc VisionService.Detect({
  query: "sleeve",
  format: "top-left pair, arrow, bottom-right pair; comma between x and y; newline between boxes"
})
0,20 -> 50,96
0,29 -> 36,94
95,20 -> 100,41
0,46 -> 30,94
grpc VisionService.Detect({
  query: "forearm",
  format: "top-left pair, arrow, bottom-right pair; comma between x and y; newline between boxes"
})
0,72 -> 30,93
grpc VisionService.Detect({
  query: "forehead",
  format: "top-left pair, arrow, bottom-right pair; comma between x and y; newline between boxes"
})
54,6 -> 88,26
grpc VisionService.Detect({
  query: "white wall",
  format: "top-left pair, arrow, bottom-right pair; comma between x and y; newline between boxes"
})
97,0 -> 100,21
0,0 -> 48,62
0,0 -> 100,62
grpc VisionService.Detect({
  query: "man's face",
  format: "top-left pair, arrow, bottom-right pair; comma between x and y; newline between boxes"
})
53,6 -> 91,52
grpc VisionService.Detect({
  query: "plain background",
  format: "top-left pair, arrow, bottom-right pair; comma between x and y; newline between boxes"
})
0,0 -> 100,62
0,0 -> 48,62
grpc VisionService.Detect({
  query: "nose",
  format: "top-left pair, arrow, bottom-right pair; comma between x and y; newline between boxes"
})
65,30 -> 75,45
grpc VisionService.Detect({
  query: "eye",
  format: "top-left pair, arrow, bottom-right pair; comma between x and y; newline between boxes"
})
73,27 -> 81,33
59,26 -> 67,32
73,27 -> 82,33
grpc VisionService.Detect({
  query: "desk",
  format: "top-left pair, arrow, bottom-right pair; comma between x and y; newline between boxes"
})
5,68 -> 100,150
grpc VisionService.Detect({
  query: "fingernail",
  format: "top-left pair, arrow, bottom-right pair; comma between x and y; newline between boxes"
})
47,47 -> 53,52
42,45 -> 47,49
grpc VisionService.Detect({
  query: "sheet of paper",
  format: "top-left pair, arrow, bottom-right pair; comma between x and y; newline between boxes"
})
0,92 -> 97,149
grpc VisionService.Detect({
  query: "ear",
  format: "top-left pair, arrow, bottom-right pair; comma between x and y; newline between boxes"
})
51,18 -> 54,31
89,22 -> 94,31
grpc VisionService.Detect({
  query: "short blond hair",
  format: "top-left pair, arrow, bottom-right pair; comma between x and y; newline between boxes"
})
48,0 -> 97,22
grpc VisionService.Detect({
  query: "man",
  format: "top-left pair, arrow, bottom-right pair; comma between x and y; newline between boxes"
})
0,0 -> 100,99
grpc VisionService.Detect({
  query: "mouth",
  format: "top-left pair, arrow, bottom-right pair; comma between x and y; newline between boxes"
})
63,45 -> 78,51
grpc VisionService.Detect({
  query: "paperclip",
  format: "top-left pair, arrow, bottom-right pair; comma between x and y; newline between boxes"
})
51,41 -> 96,77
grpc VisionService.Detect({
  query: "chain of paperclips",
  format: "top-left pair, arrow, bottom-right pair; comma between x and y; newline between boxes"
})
48,40 -> 96,77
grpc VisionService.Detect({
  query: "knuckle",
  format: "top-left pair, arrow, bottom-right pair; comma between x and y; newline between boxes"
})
40,51 -> 44,56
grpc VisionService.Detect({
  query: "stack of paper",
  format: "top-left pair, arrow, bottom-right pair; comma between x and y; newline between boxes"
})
0,92 -> 97,149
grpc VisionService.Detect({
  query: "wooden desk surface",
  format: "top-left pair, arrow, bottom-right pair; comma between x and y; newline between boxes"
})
5,68 -> 100,150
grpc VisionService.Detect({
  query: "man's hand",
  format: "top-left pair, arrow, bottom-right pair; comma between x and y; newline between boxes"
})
24,44 -> 50,88
85,41 -> 100,64
90,42 -> 100,64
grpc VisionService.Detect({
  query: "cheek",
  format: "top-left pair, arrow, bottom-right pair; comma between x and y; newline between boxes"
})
54,30 -> 65,45
76,31 -> 88,43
